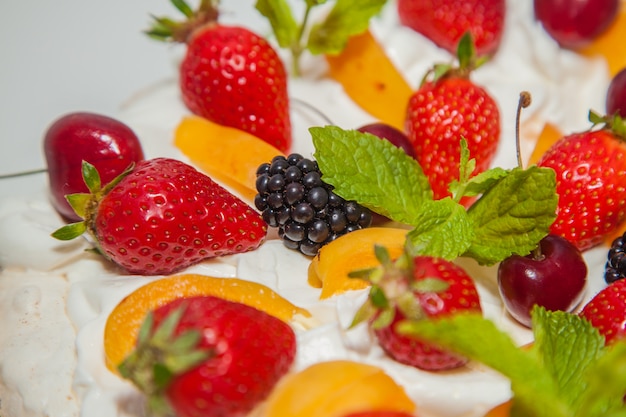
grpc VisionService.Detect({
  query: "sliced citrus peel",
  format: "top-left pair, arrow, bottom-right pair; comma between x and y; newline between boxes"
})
174,115 -> 284,202
308,227 -> 409,299
261,360 -> 416,417
104,274 -> 310,372
325,30 -> 414,132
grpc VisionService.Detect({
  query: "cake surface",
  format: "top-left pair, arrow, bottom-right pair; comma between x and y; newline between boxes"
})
0,0 -> 617,416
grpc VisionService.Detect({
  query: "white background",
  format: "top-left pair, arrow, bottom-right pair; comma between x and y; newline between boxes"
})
0,0 -> 265,197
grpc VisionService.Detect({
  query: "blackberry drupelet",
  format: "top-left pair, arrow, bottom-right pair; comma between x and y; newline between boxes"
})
606,231 -> 626,283
254,154 -> 372,256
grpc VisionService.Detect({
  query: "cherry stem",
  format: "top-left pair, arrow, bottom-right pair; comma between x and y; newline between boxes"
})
0,167 -> 47,179
515,91 -> 532,169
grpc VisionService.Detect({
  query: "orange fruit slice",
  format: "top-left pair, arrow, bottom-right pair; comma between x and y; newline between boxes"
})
263,360 -> 416,417
325,30 -> 414,132
483,400 -> 512,417
103,274 -> 310,372
174,116 -> 284,202
527,123 -> 563,166
308,227 -> 409,299
579,1 -> 626,76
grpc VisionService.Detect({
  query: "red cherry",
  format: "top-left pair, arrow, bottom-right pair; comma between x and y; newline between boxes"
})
533,0 -> 619,49
357,123 -> 417,159
607,67 -> 626,118
43,112 -> 145,222
497,234 -> 588,327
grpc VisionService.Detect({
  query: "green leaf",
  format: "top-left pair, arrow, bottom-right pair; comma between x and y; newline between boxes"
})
410,277 -> 450,294
171,0 -> 194,18
255,0 -> 299,49
450,167 -> 509,200
65,193 -> 91,219
456,32 -> 475,69
311,126 -> 432,225
51,222 -> 87,241
307,0 -> 387,55
81,160 -> 102,194
463,166 -> 557,265
405,198 -> 474,260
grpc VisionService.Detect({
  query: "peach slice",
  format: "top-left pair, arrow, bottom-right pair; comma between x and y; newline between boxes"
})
174,115 -> 284,202
262,360 -> 416,417
308,227 -> 409,299
325,30 -> 414,132
103,274 -> 310,372
483,401 -> 512,417
527,122 -> 563,166
579,1 -> 626,76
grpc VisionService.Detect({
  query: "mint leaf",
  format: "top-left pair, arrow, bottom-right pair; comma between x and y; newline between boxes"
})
397,313 -> 569,417
406,198 -> 474,260
308,0 -> 387,55
463,166 -> 557,265
451,167 -> 509,199
311,126 -> 432,225
255,0 -> 300,48
531,307 -> 604,411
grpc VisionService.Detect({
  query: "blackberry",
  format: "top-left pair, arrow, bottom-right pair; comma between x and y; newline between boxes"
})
254,154 -> 372,256
606,232 -> 626,283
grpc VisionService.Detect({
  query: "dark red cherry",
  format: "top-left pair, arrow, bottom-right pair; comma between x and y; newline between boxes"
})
607,67 -> 626,118
533,0 -> 619,49
497,234 -> 588,327
357,123 -> 417,159
43,112 -> 145,222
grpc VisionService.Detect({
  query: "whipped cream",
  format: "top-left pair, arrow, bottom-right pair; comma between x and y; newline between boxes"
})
0,1 -> 612,416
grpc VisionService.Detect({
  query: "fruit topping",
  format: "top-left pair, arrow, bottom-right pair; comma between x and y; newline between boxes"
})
343,412 -> 416,417
580,278 -> 626,344
405,33 -> 500,204
118,295 -> 296,417
352,248 -> 482,371
606,67 -> 626,117
579,3 -> 626,76
537,111 -> 626,251
148,0 -> 292,152
401,305 -> 626,417
605,231 -> 626,283
174,115 -> 284,202
52,158 -> 267,275
43,112 -> 144,222
528,122 -> 563,166
261,360 -> 416,417
357,123 -> 417,159
254,154 -> 372,256
397,0 -> 505,56
534,0 -> 619,49
308,227 -> 409,299
104,273 -> 310,372
497,234 -> 588,327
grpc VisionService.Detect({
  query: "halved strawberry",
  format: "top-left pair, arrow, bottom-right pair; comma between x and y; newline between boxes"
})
52,158 -> 267,275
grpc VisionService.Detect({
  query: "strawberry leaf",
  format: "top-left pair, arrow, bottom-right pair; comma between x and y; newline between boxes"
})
51,222 -> 87,241
81,160 -> 102,194
311,126 -> 432,225
463,165 -> 557,265
65,193 -> 91,219
255,0 -> 299,49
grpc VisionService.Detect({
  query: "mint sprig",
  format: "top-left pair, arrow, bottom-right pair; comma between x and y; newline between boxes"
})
311,125 -> 557,265
255,0 -> 387,75
397,306 -> 626,417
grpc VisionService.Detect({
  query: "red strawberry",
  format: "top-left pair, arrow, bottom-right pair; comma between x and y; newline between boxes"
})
580,279 -> 626,345
52,158 -> 267,275
405,34 -> 500,204
397,0 -> 505,56
148,0 -> 292,152
119,295 -> 296,417
343,412 -> 415,417
537,113 -> 626,251
353,248 -> 482,371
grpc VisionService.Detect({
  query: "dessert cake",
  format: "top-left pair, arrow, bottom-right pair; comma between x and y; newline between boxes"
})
0,0 -> 623,416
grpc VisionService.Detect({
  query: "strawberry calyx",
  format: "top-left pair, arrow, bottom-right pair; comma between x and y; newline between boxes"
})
589,109 -> 626,140
419,32 -> 489,86
146,0 -> 219,43
51,160 -> 134,242
349,245 -> 450,329
118,303 -> 212,416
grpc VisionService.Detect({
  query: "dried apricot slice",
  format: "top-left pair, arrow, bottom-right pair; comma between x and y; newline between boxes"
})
308,227 -> 409,299
262,360 -> 416,417
579,2 -> 626,76
174,115 -> 284,202
325,30 -> 414,132
104,274 -> 310,372
528,123 -> 563,166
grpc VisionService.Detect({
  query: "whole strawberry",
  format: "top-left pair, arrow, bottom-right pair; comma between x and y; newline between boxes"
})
148,0 -> 292,152
580,279 -> 626,345
52,158 -> 267,275
352,247 -> 482,371
405,34 -> 500,204
537,113 -> 626,251
119,295 -> 296,417
397,0 -> 505,56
